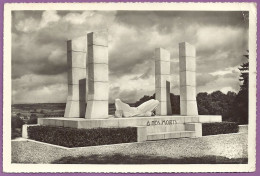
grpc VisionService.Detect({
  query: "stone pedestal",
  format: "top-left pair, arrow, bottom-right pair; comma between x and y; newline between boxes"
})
38,115 -> 222,141
64,36 -> 87,118
85,31 -> 109,119
179,42 -> 198,115
155,48 -> 172,115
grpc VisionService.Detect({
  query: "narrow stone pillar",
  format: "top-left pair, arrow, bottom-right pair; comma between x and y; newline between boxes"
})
85,31 -> 109,119
155,48 -> 171,115
179,42 -> 198,115
166,81 -> 172,115
64,36 -> 87,118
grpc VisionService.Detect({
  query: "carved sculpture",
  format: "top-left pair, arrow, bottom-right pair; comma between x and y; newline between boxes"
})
115,99 -> 159,118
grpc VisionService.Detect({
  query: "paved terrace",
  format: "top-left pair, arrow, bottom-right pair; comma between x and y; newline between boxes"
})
12,133 -> 247,164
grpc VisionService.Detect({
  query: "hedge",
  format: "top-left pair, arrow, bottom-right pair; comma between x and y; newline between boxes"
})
28,126 -> 137,148
202,122 -> 238,136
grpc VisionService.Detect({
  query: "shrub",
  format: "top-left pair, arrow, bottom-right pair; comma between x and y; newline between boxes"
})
27,114 -> 38,124
11,128 -> 22,139
11,116 -> 24,129
27,126 -> 137,148
202,122 -> 238,136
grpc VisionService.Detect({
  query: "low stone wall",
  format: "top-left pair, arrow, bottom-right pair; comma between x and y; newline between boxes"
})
22,124 -> 40,138
239,125 -> 248,133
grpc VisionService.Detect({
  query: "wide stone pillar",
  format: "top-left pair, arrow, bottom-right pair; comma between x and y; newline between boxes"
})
85,31 -> 109,119
155,48 -> 172,115
179,42 -> 198,115
64,36 -> 87,118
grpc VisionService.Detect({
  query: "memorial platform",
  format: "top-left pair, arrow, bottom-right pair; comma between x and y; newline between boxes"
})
37,115 -> 222,142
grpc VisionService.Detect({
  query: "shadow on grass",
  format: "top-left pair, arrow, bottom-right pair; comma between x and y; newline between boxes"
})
52,154 -> 248,164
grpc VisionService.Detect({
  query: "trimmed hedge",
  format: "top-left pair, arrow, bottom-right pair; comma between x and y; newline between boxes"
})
28,126 -> 137,148
202,122 -> 238,136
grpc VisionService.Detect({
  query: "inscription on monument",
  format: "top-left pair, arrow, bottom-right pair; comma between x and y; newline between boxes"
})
147,120 -> 177,126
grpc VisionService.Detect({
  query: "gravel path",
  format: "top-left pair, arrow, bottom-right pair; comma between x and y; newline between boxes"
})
12,133 -> 247,164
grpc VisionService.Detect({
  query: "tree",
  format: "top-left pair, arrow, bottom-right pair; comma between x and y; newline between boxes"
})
135,94 -> 155,107
238,52 -> 249,91
27,114 -> 38,124
134,90 -> 237,120
16,113 -> 21,118
231,51 -> 249,124
197,91 -> 236,121
11,115 -> 24,129
134,93 -> 180,114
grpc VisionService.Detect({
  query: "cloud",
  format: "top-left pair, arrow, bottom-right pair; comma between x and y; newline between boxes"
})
197,73 -> 219,87
64,11 -> 93,24
131,67 -> 153,80
11,10 -> 248,103
13,84 -> 67,104
15,17 -> 39,32
196,26 -> 247,51
197,73 -> 240,94
12,10 -> 117,79
210,66 -> 239,76
109,74 -> 155,103
220,87 -> 237,94
116,11 -> 248,31
12,74 -> 67,103
15,11 -> 61,33
40,11 -> 61,27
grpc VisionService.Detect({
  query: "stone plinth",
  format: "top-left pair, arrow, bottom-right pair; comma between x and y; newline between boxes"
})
65,36 -> 87,118
39,115 -> 222,129
38,115 -> 222,141
155,48 -> 172,115
179,42 -> 198,115
85,31 -> 109,119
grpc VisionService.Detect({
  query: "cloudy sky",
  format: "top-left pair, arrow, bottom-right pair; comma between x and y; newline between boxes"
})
11,10 -> 249,104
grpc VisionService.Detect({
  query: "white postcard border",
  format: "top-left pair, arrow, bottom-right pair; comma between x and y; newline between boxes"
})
3,2 -> 257,173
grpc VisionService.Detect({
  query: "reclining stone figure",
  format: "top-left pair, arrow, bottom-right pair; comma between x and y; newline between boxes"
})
115,99 -> 159,118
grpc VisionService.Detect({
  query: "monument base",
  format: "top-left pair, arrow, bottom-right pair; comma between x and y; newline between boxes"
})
38,115 -> 222,141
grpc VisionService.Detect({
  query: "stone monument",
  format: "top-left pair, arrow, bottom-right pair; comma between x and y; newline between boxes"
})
155,48 -> 172,115
33,35 -> 222,142
179,42 -> 198,115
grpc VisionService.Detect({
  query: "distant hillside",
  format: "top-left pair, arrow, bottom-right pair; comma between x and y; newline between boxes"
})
12,103 -> 129,116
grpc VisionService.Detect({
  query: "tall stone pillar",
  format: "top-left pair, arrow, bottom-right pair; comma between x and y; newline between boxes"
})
155,48 -> 171,115
179,42 -> 198,115
85,31 -> 109,119
65,36 -> 87,118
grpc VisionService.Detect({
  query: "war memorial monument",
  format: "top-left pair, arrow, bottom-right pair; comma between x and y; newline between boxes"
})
24,30 -> 222,142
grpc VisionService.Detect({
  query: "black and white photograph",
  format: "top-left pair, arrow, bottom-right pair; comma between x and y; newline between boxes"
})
3,2 -> 257,173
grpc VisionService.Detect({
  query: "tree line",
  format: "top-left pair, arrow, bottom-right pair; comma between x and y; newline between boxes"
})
135,52 -> 249,125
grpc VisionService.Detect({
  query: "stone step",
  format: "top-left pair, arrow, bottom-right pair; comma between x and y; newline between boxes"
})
147,131 -> 195,141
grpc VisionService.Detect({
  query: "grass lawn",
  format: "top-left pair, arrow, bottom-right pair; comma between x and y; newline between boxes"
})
52,154 -> 247,164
